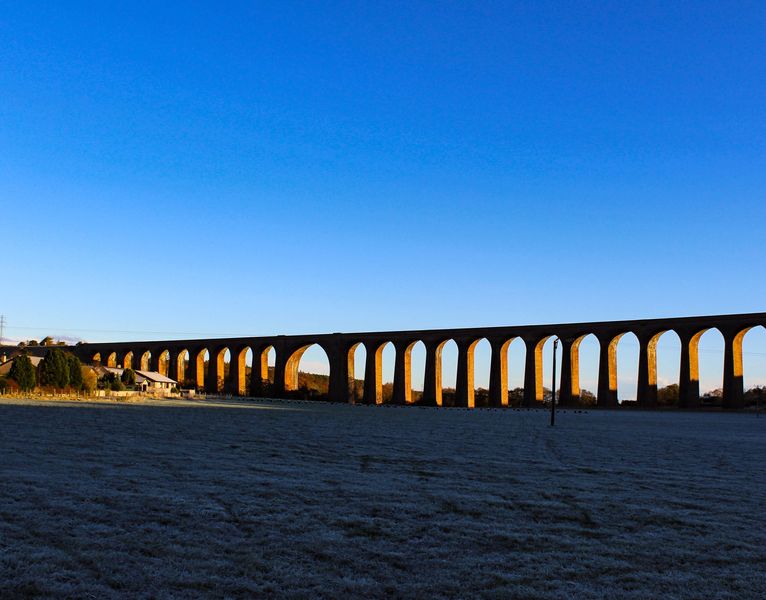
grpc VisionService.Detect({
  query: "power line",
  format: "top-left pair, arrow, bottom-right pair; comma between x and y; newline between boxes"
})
6,324 -> 248,338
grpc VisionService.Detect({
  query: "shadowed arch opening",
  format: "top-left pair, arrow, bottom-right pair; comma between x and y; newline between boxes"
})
265,347 -> 275,383
233,347 -> 253,396
157,350 -> 170,376
136,351 -> 151,372
615,332 -> 638,403
742,325 -> 766,406
103,352 -> 116,368
176,349 -> 189,386
285,343 -> 330,399
506,337 -> 526,406
348,343 -> 366,403
194,349 -> 209,390
120,352 -> 132,370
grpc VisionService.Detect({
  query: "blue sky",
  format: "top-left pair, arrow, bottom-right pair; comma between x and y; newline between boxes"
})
2,1 -> 765,393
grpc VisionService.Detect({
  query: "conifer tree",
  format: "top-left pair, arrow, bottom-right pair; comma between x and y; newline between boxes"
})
9,354 -> 36,391
67,354 -> 83,389
39,348 -> 70,388
121,368 -> 136,386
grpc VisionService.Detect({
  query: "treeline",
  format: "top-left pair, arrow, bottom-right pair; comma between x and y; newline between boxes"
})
0,348 -> 95,393
653,383 -> 765,407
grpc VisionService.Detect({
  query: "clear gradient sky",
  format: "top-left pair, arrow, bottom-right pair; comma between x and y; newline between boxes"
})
2,2 -> 765,394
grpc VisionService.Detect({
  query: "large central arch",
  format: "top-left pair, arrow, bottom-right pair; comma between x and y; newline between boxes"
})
284,343 -> 330,399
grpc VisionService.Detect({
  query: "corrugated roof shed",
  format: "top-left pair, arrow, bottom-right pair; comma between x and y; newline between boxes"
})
135,370 -> 177,384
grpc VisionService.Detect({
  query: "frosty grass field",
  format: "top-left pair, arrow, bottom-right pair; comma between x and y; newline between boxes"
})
0,397 -> 764,599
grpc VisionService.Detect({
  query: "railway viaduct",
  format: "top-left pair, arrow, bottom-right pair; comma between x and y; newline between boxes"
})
72,312 -> 766,409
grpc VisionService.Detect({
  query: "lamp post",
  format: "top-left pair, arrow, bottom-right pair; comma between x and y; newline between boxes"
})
551,338 -> 558,427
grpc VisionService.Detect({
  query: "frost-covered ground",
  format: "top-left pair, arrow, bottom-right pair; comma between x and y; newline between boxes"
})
1,398 -> 765,599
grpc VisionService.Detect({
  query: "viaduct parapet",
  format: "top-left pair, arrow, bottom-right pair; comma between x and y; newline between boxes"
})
71,312 -> 765,409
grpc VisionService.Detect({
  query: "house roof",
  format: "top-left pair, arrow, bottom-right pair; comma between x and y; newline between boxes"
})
135,370 -> 177,384
0,355 -> 44,375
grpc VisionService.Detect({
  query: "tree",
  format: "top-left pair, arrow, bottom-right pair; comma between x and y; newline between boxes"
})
39,348 -> 70,389
121,368 -> 136,386
99,371 -> 121,390
507,387 -> 524,406
579,389 -> 597,406
9,354 -> 36,391
81,367 -> 97,393
745,386 -> 766,407
67,354 -> 83,389
658,384 -> 679,406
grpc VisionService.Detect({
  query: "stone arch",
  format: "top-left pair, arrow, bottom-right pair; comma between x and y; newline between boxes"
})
362,341 -> 395,405
135,350 -> 151,372
193,348 -> 209,390
232,346 -> 253,396
347,342 -> 366,403
697,327 -> 724,402
102,351 -> 116,368
566,333 -> 599,406
595,332 -> 627,407
615,332 -> 639,403
439,339 -> 458,406
250,345 -> 275,396
653,330 -> 681,406
742,325 -> 766,402
157,349 -> 170,376
389,339 -> 422,405
176,349 -> 190,386
401,340 -> 426,404
505,337 -> 526,405
524,335 -> 553,405
486,336 -> 511,407
380,342 -> 396,403
119,351 -> 133,371
285,343 -> 330,398
720,324 -> 765,408
471,338 -> 491,407
210,347 -> 231,393
540,336 -> 563,404
452,337 -> 491,408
